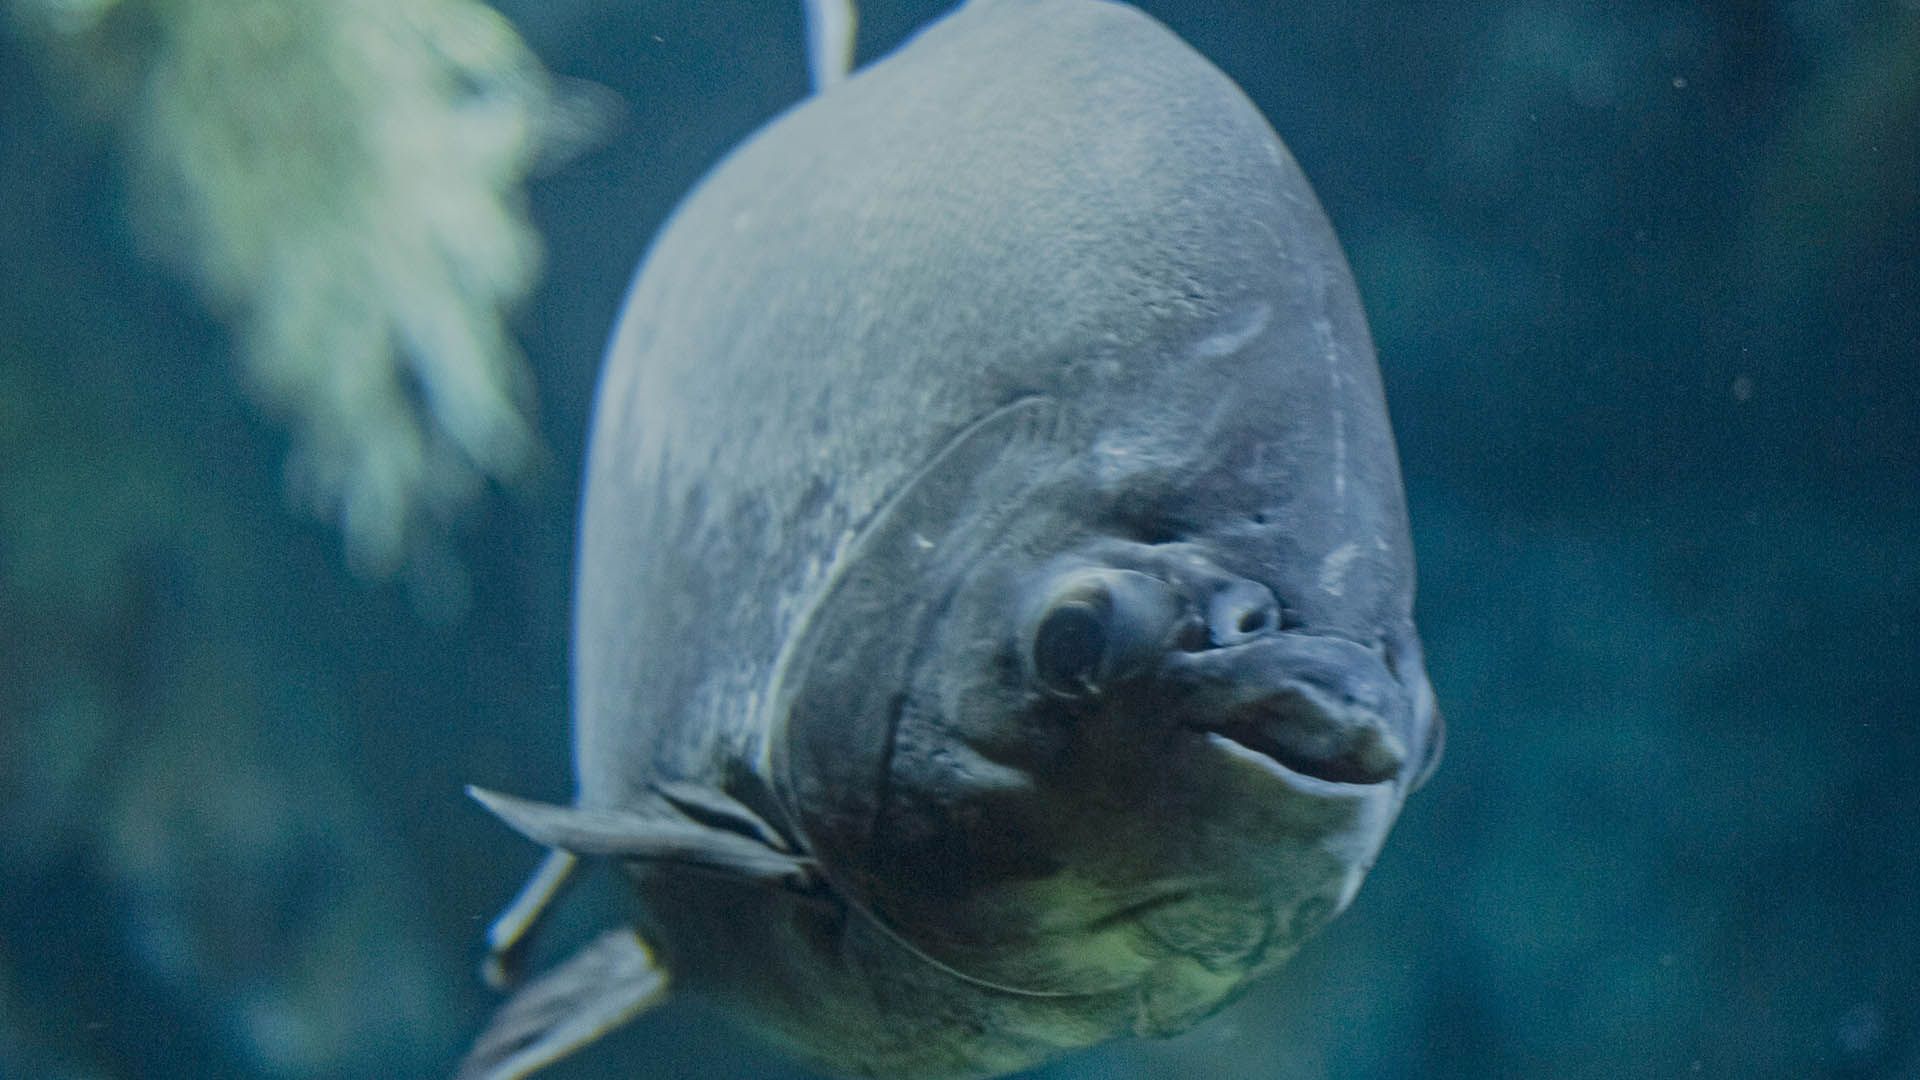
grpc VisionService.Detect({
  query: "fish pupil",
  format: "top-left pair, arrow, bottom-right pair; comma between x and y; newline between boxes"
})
1034,600 -> 1108,695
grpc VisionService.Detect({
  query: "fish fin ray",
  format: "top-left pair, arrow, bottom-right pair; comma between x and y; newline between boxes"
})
467,785 -> 818,888
457,928 -> 667,1080
482,848 -> 580,990
653,779 -> 797,853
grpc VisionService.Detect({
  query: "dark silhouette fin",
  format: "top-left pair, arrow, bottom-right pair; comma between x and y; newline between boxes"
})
457,928 -> 667,1080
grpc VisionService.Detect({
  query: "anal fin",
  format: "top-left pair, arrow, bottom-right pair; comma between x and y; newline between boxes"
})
457,928 -> 667,1080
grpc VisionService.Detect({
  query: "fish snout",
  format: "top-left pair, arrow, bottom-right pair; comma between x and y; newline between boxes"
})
1171,634 -> 1410,787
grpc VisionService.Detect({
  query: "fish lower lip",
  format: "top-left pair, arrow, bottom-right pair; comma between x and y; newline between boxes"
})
1194,699 -> 1403,786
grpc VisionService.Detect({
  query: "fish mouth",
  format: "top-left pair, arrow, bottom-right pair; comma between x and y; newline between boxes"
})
1192,687 -> 1405,788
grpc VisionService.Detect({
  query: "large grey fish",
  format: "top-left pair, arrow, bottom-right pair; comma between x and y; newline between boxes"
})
460,1 -> 1442,1077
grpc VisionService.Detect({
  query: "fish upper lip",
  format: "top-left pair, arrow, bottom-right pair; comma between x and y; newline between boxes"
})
1161,633 -> 1409,788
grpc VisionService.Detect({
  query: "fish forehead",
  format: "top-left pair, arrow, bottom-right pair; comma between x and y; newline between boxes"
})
572,0 -> 1410,799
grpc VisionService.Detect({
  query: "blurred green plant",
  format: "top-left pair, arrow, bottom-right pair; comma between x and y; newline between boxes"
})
9,0 -> 561,586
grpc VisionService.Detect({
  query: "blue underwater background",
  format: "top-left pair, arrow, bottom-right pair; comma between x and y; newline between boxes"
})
3,0 -> 1917,1077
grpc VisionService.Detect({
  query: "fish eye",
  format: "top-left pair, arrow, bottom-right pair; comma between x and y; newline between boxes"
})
1031,590 -> 1111,697
1025,569 -> 1183,698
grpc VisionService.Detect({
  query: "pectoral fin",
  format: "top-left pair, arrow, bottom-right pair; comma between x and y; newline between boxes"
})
467,785 -> 818,889
457,928 -> 667,1080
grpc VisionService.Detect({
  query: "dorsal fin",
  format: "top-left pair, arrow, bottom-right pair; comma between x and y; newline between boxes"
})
804,0 -> 858,91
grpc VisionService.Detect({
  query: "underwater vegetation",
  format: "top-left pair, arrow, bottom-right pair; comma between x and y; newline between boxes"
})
1,0 -> 1917,1078
9,0 -> 564,591
3,0 -> 565,1075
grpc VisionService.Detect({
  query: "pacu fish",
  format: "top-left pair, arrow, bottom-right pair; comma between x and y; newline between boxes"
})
461,1 -> 1442,1077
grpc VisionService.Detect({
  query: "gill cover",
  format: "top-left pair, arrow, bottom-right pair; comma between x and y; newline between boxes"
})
768,397 -> 1060,950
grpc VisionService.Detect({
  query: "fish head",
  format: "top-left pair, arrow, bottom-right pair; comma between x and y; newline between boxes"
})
858,525 -> 1437,1015
773,403 -> 1439,1025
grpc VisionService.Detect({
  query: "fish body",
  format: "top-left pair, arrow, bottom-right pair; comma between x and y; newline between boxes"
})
464,2 -> 1441,1077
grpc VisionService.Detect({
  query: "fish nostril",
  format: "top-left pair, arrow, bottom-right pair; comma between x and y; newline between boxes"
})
1208,580 -> 1282,647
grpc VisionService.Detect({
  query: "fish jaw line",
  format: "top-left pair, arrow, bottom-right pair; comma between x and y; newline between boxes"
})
1196,729 -> 1388,799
